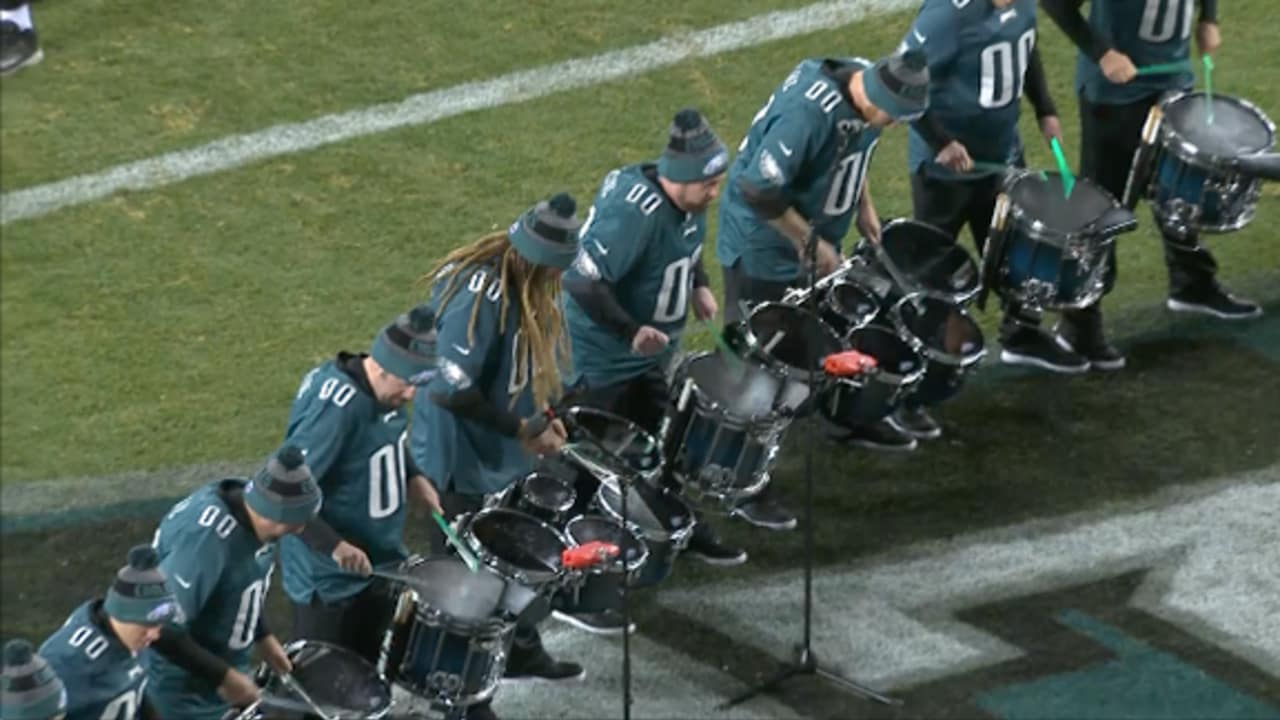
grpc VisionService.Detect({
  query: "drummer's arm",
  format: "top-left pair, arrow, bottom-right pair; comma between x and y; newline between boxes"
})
139,696 -> 160,720
152,626 -> 234,687
1023,46 -> 1058,120
1040,0 -> 1111,61
1200,0 -> 1218,23
562,274 -> 641,342
737,178 -> 824,256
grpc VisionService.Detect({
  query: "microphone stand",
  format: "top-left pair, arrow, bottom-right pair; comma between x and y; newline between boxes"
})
722,115 -> 900,711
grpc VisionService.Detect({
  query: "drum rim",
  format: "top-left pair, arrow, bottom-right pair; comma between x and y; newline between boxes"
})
278,639 -> 392,719
865,218 -> 983,304
1002,170 -> 1125,247
398,555 -> 514,634
564,513 -> 651,573
822,278 -> 880,332
1158,90 -> 1277,165
593,483 -> 696,546
464,508 -> 569,584
843,324 -> 928,386
677,351 -> 797,427
519,471 -> 578,514
888,292 -> 987,368
561,405 -> 664,475
743,301 -> 844,381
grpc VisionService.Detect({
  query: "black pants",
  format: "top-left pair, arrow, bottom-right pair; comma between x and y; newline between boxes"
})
1079,94 -> 1217,297
572,365 -> 671,437
722,260 -> 795,325
909,169 -> 1039,331
291,582 -> 396,667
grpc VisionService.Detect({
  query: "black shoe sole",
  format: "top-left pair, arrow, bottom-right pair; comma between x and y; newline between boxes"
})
550,610 -> 634,636
999,349 -> 1090,374
729,508 -> 798,531
685,549 -> 749,566
884,414 -> 943,440
1054,334 -> 1126,371
1166,298 -> 1263,320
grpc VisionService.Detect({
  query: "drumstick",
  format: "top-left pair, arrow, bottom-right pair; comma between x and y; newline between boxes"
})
700,318 -> 745,377
432,511 -> 481,572
1202,55 -> 1215,125
1049,138 -> 1075,198
1135,60 -> 1192,76
279,672 -> 337,720
230,699 -> 262,720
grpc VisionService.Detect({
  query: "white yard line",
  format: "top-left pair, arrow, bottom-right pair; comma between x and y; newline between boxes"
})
0,0 -> 914,226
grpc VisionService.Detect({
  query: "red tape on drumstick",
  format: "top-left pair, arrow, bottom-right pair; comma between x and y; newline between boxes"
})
561,541 -> 621,570
823,350 -> 878,378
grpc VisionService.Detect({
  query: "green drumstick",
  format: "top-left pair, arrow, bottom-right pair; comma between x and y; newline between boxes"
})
432,510 -> 480,572
1202,55 -> 1215,125
1049,137 -> 1075,198
702,318 -> 745,375
1135,60 -> 1192,76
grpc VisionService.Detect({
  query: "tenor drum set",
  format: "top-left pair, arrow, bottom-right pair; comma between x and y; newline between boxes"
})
241,91 -> 1278,720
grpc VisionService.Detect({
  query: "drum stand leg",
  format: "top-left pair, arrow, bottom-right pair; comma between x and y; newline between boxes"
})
720,224 -> 901,712
620,473 -> 634,720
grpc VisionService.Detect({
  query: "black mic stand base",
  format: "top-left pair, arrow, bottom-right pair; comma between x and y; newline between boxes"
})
720,643 -> 901,710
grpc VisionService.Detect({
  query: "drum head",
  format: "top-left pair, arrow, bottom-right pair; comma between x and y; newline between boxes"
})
684,352 -> 809,418
746,303 -> 842,375
828,281 -> 878,329
562,406 -> 662,475
521,472 -> 576,513
847,325 -> 925,382
277,641 -> 391,719
1007,172 -> 1115,233
1165,93 -> 1274,158
880,220 -> 980,299
405,556 -> 506,625
565,515 -> 649,572
470,509 -> 566,574
597,482 -> 693,538
892,293 -> 984,366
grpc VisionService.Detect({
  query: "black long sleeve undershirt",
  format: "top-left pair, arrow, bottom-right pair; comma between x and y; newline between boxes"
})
1023,46 -> 1057,119
152,626 -> 233,688
429,386 -> 524,438
1041,0 -> 1110,61
562,274 -> 641,342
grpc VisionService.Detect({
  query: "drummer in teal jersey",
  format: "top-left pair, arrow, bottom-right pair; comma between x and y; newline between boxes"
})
561,109 -> 747,635
410,193 -> 586,719
1,640 -> 67,720
1043,0 -> 1260,371
276,305 -> 444,665
38,546 -> 178,719
146,446 -> 322,719
717,50 -> 929,484
898,0 -> 1085,439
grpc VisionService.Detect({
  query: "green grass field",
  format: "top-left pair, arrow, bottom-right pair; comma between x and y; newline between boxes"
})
3,0 -> 1278,484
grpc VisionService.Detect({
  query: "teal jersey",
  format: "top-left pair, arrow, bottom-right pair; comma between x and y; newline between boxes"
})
40,601 -> 147,720
717,58 -> 882,282
277,355 -> 411,604
411,262 -> 539,496
1078,0 -> 1196,104
903,0 -> 1039,176
146,480 -> 274,720
564,163 -> 706,387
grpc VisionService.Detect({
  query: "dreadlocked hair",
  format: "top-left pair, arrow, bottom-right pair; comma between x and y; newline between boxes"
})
420,231 -> 570,411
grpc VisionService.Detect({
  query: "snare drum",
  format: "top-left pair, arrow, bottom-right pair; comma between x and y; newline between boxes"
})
1127,90 -> 1276,237
459,508 -> 569,592
743,302 -> 843,384
379,557 -> 514,710
985,170 -> 1134,311
850,219 -> 982,306
660,352 -> 797,508
593,481 -> 695,588
889,292 -> 985,407
255,640 -> 392,719
485,471 -> 576,527
561,406 -> 664,486
822,325 -> 925,427
554,515 -> 649,615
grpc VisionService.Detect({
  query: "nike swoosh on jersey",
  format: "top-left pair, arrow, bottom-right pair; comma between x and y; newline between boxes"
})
683,225 -> 698,237
452,344 -> 472,356
1000,9 -> 1017,23
778,141 -> 794,157
174,575 -> 192,589
591,239 -> 610,256
912,28 -> 927,43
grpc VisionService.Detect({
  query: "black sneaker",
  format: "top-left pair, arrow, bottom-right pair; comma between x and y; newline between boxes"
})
1167,285 -> 1263,320
466,702 -> 501,720
731,496 -> 797,531
503,645 -> 585,683
1000,325 -> 1090,374
0,21 -> 41,77
886,405 -> 942,440
551,608 -> 635,636
685,522 -> 748,566
1054,318 -> 1125,371
841,419 -> 918,452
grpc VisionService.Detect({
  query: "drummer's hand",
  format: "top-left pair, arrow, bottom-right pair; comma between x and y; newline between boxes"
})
691,286 -> 718,321
256,635 -> 292,676
409,475 -> 443,516
935,140 -> 974,173
1038,115 -> 1063,144
217,668 -> 260,708
631,326 -> 670,356
814,238 -> 841,275
858,210 -> 882,246
332,540 -> 372,576
520,421 -> 566,457
1099,49 -> 1137,84
1196,21 -> 1220,56
549,418 -> 568,442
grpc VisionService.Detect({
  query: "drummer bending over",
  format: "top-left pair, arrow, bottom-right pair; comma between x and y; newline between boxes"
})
1043,0 -> 1260,366
716,49 -> 929,460
900,0 -> 1090,404
146,446 -> 322,719
561,108 -> 749,623
38,545 -> 178,719
275,306 -> 444,664
411,193 -> 589,720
